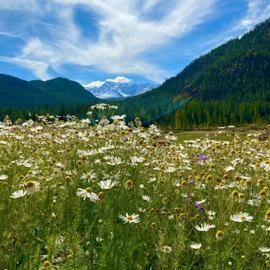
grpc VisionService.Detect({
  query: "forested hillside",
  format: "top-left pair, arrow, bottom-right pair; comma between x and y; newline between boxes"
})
0,75 -> 97,108
118,18 -> 270,128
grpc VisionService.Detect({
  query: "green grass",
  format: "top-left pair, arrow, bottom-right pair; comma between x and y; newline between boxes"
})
173,130 -> 250,143
0,115 -> 270,269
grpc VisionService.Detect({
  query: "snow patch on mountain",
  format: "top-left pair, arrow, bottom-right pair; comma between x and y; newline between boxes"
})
84,76 -> 155,99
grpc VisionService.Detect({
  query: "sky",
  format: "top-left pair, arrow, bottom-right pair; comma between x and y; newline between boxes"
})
0,0 -> 270,85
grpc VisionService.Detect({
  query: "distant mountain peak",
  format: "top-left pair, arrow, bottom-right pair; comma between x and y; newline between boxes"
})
84,76 -> 156,99
84,80 -> 105,89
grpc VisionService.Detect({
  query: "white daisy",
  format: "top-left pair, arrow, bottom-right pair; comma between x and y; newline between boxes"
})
10,190 -> 27,199
195,223 -> 216,232
119,213 -> 140,224
98,179 -> 118,190
230,212 -> 253,222
225,166 -> 235,172
142,195 -> 151,202
76,187 -> 99,202
161,245 -> 172,253
148,177 -> 156,183
196,199 -> 206,204
259,247 -> 270,253
96,236 -> 104,242
105,156 -> 123,166
130,156 -> 145,165
0,174 -> 8,181
111,114 -> 126,121
164,167 -> 176,173
207,211 -> 216,220
22,181 -> 40,194
190,243 -> 202,250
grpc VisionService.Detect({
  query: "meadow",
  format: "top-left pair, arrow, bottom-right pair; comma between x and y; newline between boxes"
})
0,105 -> 270,269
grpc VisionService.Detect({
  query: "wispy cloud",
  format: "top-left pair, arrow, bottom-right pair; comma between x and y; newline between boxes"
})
150,0 -> 270,71
0,31 -> 18,38
1,0 -> 268,82
184,0 -> 270,58
239,0 -> 270,31
0,0 -> 38,11
0,0 -> 217,82
0,56 -> 49,80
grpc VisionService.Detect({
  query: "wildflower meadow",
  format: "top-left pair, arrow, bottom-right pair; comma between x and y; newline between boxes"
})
0,105 -> 270,269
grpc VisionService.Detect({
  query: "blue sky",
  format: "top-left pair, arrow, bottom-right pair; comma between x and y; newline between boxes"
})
0,0 -> 270,85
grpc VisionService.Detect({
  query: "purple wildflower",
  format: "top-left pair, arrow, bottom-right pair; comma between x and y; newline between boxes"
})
199,155 -> 208,161
194,202 -> 205,212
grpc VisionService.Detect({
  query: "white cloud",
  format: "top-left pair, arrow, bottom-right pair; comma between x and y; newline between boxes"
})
184,0 -> 270,58
0,0 -> 38,11
239,0 -> 270,31
0,31 -> 18,38
0,56 -> 49,80
0,0 -> 217,82
106,76 -> 131,83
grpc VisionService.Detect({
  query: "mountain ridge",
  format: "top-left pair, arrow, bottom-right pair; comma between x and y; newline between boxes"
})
0,74 -> 98,108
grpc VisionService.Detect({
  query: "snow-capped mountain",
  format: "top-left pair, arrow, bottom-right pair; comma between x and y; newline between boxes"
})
84,76 -> 155,99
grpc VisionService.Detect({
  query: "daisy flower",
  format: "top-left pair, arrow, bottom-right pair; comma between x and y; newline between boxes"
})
207,210 -> 216,220
10,190 -> 27,199
142,195 -> 151,202
190,243 -> 202,250
119,213 -> 140,224
23,180 -> 40,194
215,229 -> 224,241
195,223 -> 216,232
230,212 -> 253,222
259,247 -> 270,253
0,174 -> 8,181
76,187 -> 99,202
161,245 -> 172,253
98,179 -> 118,190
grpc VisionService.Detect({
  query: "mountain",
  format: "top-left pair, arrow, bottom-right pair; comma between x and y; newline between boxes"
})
0,74 -> 98,108
119,18 -> 270,128
84,76 -> 155,99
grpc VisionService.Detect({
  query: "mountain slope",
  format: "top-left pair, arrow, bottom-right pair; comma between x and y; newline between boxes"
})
0,75 -> 98,108
119,19 -> 270,127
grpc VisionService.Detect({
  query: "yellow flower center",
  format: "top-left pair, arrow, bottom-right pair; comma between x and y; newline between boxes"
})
65,176 -> 72,182
246,180 -> 252,186
85,187 -> 92,193
231,190 -> 239,198
26,181 -> 34,188
98,192 -> 105,200
216,230 -> 224,238
239,193 -> 245,199
240,215 -> 247,221
43,260 -> 50,267
126,180 -> 133,187
127,215 -> 134,221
